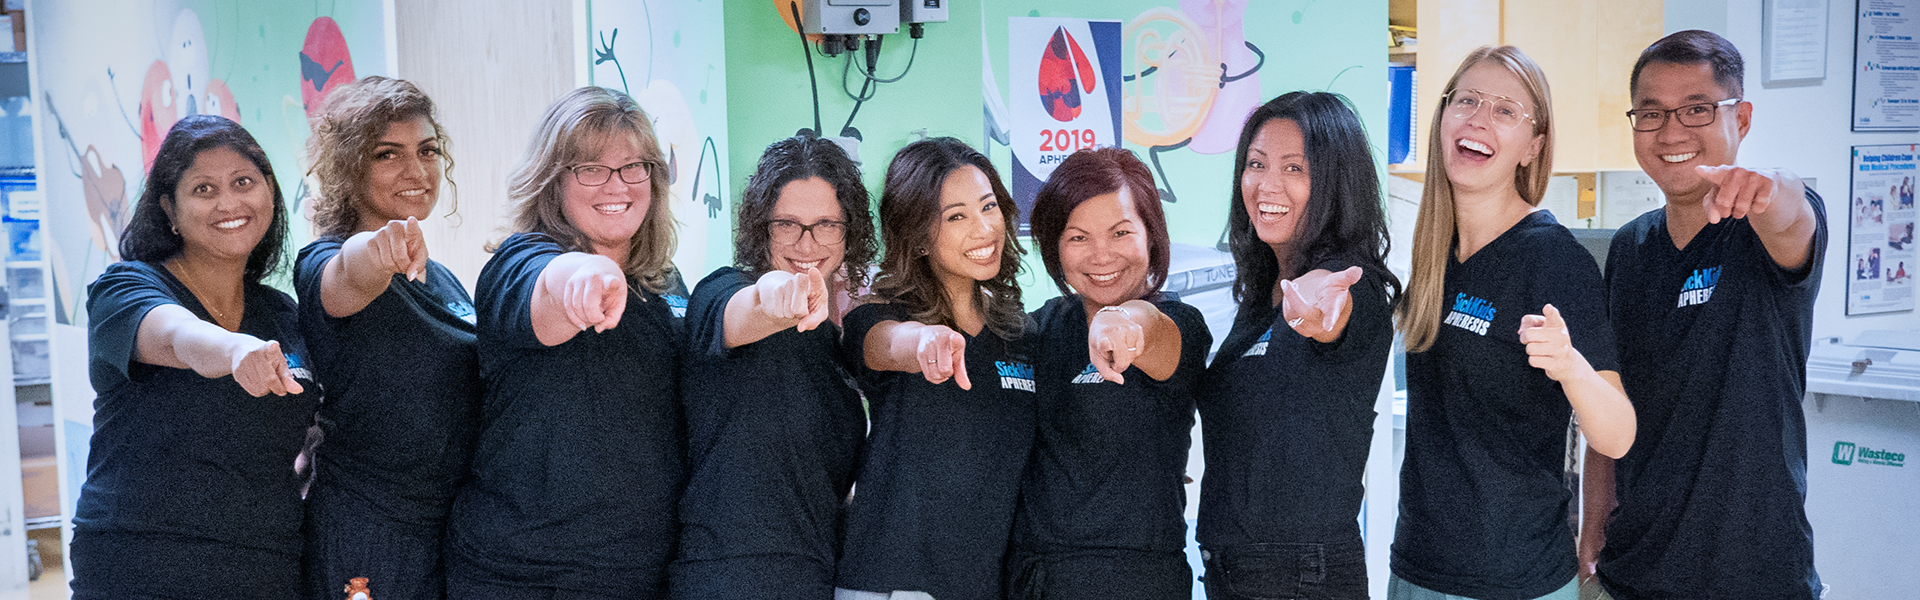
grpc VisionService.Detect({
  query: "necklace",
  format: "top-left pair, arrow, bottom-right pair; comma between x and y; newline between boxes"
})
172,259 -> 237,327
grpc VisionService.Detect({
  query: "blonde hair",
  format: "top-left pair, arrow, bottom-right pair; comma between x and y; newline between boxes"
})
306,76 -> 455,239
505,86 -> 678,294
1396,46 -> 1555,352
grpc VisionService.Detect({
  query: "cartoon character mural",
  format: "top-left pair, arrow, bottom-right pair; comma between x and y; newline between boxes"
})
1121,0 -> 1264,202
585,0 -> 729,277
36,4 -> 374,326
287,17 -> 358,217
137,10 -> 243,172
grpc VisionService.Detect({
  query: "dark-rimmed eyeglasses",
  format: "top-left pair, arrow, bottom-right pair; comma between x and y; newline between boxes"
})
569,161 -> 655,187
769,219 -> 847,245
1442,88 -> 1536,130
1625,98 -> 1740,132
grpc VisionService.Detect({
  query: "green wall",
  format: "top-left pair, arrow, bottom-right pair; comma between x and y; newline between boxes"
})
725,1 -> 1387,308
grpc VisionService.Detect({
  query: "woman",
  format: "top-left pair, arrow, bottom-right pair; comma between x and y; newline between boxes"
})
445,86 -> 687,598
77,114 -> 317,597
295,76 -> 478,600
672,135 -> 877,599
1196,91 -> 1400,600
1009,147 -> 1211,600
835,137 -> 1031,600
1389,47 -> 1635,600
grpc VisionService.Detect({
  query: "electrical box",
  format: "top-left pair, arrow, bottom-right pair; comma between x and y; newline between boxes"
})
801,0 -> 900,36
902,0 -> 948,24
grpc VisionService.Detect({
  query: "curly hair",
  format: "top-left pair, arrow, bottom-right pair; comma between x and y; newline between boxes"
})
120,115 -> 290,283
505,86 -> 678,294
305,76 -> 455,239
869,137 -> 1025,341
734,135 -> 877,290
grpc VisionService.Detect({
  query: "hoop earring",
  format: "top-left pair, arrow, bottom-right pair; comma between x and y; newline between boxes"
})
171,224 -> 179,235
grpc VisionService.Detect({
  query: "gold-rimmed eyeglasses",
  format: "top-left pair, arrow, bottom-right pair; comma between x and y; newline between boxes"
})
1442,88 -> 1536,130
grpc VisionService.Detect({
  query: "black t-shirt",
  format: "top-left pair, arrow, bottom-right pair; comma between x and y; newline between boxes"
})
447,232 -> 687,595
1597,190 -> 1827,600
295,238 -> 481,525
1392,210 -> 1618,600
1199,261 -> 1395,549
80,261 -> 320,554
836,302 -> 1036,600
677,266 -> 865,566
1015,293 -> 1210,556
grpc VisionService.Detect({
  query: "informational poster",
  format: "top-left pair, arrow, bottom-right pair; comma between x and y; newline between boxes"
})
1847,144 -> 1918,315
1853,0 -> 1920,131
1008,17 -> 1122,233
1766,0 -> 1830,83
579,0 -> 731,278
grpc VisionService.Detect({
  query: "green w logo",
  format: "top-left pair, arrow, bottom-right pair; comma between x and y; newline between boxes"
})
1832,441 -> 1857,466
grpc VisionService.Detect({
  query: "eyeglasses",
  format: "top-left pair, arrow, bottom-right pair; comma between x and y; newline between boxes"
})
1442,89 -> 1536,130
769,219 -> 847,245
569,161 -> 655,187
1625,98 -> 1741,132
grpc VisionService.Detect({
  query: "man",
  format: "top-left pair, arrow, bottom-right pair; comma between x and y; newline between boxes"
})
1581,29 -> 1827,600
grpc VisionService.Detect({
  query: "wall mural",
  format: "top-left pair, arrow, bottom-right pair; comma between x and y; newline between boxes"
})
583,0 -> 731,280
34,1 -> 388,326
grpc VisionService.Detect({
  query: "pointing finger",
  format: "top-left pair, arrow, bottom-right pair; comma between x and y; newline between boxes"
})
951,333 -> 972,390
1542,303 -> 1567,330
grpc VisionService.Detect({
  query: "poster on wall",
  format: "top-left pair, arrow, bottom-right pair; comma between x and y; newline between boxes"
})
580,0 -> 730,277
1847,144 -> 1917,315
1852,0 -> 1919,131
1008,17 -> 1122,232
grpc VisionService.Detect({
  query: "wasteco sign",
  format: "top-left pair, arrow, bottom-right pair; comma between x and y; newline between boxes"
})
1832,441 -> 1906,467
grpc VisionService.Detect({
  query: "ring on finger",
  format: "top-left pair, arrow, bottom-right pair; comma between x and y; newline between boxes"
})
1288,318 -> 1305,327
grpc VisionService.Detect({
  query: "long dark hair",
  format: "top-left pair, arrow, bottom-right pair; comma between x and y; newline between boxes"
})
120,115 -> 290,283
1029,147 -> 1170,297
1227,91 -> 1400,313
734,135 -> 877,290
870,137 -> 1025,340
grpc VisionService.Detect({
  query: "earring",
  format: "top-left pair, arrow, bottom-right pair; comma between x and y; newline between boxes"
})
916,247 -> 929,256
171,224 -> 179,235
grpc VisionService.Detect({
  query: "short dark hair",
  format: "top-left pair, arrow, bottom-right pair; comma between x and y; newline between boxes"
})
120,115 -> 290,283
734,135 -> 877,290
1631,29 -> 1745,99
1227,91 -> 1400,313
1029,147 -> 1170,297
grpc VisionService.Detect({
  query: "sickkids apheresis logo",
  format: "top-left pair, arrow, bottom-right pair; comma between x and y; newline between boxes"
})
1443,293 -> 1496,336
1677,266 -> 1721,308
997,361 -> 1036,392
1833,441 -> 1906,467
1072,363 -> 1105,385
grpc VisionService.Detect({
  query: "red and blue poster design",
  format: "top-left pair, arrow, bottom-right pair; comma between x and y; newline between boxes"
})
1009,17 -> 1122,233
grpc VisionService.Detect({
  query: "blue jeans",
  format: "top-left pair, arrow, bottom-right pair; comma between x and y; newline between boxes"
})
1201,539 -> 1367,600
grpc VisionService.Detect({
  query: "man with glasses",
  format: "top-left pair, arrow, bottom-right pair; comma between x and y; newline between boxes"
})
1580,30 -> 1826,600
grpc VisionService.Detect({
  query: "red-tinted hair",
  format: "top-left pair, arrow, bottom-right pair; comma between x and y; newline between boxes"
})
1028,147 -> 1170,297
